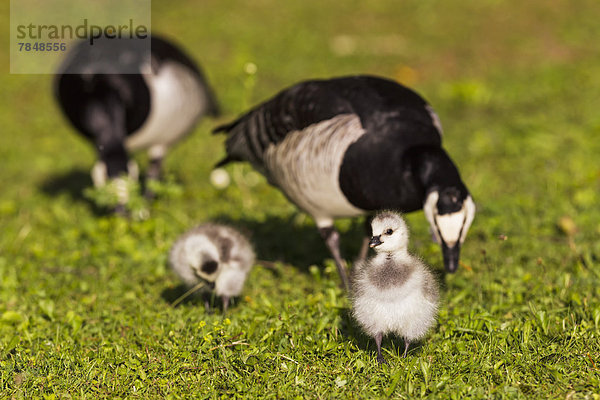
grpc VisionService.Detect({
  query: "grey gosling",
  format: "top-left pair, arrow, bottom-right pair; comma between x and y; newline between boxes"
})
169,224 -> 255,311
352,212 -> 439,363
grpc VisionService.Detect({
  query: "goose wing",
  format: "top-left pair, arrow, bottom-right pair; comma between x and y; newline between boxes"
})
213,79 -> 354,166
213,75 -> 442,167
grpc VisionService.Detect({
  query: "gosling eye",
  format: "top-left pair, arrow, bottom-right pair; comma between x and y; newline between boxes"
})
385,229 -> 393,235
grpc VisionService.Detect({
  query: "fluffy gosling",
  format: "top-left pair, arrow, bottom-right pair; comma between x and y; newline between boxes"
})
169,223 -> 255,311
352,212 -> 439,363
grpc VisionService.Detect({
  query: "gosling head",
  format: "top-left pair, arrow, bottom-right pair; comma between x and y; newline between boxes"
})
183,235 -> 221,283
423,187 -> 475,273
369,212 -> 410,254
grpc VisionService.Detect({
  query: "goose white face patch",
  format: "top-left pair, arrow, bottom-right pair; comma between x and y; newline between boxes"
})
423,191 -> 440,243
424,192 -> 475,247
434,212 -> 465,247
460,195 -> 476,244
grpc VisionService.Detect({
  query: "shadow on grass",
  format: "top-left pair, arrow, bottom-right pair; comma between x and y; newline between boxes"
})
161,283 -> 201,306
160,283 -> 243,313
339,307 -> 428,361
38,168 -> 110,216
336,267 -> 447,361
211,214 -> 369,275
209,213 -> 450,293
38,167 -> 186,217
40,168 -> 90,199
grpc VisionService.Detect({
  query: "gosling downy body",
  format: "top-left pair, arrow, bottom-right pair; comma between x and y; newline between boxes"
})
169,224 -> 255,311
352,212 -> 439,363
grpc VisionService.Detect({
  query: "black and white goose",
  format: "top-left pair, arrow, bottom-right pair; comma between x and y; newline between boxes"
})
214,75 -> 475,289
54,34 -> 219,202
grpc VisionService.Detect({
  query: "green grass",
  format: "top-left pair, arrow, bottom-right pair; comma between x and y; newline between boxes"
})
2,0 -> 600,398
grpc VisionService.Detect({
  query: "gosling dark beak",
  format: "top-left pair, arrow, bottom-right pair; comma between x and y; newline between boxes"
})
194,271 -> 216,289
442,241 -> 461,273
369,235 -> 382,248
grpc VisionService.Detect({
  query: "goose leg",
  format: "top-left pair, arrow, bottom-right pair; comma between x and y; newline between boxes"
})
357,237 -> 370,261
96,142 -> 130,215
357,216 -> 374,261
147,157 -> 163,181
203,292 -> 216,314
318,226 -> 351,291
375,332 -> 387,364
402,339 -> 411,358
113,203 -> 128,216
222,296 -> 230,313
145,145 -> 166,199
144,157 -> 163,199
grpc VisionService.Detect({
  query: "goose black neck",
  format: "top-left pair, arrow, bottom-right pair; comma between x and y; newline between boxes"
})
84,90 -> 129,178
408,146 -> 468,197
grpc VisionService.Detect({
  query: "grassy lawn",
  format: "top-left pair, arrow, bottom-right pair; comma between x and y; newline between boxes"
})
2,0 -> 600,398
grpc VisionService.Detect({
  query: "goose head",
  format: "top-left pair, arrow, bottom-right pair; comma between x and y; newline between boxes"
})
369,212 -> 410,254
183,235 -> 221,283
423,188 -> 475,272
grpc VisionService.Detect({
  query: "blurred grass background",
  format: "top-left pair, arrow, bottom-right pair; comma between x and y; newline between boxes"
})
1,0 -> 600,398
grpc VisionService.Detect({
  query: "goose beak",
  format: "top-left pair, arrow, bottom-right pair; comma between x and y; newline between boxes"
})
369,235 -> 382,248
442,242 -> 460,273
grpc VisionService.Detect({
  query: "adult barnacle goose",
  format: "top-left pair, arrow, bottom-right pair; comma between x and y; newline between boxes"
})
352,211 -> 439,362
54,34 -> 219,203
214,75 -> 475,289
